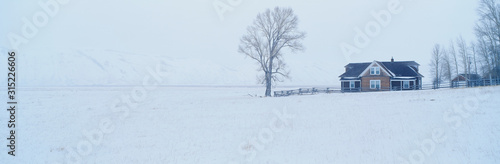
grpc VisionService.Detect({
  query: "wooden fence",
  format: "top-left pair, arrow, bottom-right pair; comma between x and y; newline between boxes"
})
274,78 -> 500,97
274,88 -> 341,97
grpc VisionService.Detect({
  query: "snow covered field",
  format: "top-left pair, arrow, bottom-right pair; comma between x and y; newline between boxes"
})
1,86 -> 499,164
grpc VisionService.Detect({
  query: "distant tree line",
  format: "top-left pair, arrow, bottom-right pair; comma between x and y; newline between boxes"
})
430,0 -> 500,87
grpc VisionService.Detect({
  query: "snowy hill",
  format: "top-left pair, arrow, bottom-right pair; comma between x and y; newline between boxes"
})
8,49 -> 337,87
13,49 -> 248,86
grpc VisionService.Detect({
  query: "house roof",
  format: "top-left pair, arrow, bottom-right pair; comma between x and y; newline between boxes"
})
452,74 -> 482,81
339,62 -> 371,77
379,61 -> 421,77
339,61 -> 423,78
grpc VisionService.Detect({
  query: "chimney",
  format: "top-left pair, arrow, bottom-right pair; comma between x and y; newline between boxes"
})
391,57 -> 394,63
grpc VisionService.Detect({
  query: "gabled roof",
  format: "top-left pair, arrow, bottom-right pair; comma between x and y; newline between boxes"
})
339,62 -> 371,77
358,61 -> 394,77
379,61 -> 422,77
339,60 -> 423,78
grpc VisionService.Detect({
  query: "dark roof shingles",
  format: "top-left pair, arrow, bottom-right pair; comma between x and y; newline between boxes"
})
380,62 -> 422,77
339,63 -> 370,77
339,61 -> 422,77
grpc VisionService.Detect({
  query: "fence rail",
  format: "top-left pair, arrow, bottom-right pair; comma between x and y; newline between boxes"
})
274,88 -> 341,97
274,78 -> 500,97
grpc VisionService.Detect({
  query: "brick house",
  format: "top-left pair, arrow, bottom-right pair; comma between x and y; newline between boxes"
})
339,58 -> 423,92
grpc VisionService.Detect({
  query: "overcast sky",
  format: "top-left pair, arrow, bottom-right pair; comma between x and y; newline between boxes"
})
0,0 -> 479,85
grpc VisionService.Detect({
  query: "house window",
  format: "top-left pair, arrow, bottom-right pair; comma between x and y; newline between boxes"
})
403,81 -> 410,89
370,80 -> 381,89
350,81 -> 355,88
370,67 -> 380,75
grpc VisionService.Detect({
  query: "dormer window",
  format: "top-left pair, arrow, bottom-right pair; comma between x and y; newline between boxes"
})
370,67 -> 380,75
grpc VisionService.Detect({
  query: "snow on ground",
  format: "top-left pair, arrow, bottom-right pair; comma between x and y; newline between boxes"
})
1,86 -> 499,164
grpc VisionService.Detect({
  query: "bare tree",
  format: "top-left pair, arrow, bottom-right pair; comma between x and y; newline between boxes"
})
449,40 -> 460,78
457,36 -> 470,77
239,7 -> 306,97
477,35 -> 494,81
430,44 -> 443,88
470,41 -> 479,74
441,49 -> 453,85
476,21 -> 499,77
475,0 -> 500,78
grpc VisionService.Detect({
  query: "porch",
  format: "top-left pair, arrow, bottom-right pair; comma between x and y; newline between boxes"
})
390,78 -> 421,90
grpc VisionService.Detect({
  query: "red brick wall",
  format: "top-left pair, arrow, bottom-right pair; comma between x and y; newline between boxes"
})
360,63 -> 391,91
361,77 -> 390,91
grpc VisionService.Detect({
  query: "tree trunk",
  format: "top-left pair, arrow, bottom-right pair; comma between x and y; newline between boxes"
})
265,58 -> 274,97
265,71 -> 272,97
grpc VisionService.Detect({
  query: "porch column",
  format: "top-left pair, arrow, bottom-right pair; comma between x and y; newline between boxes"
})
390,80 -> 392,91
